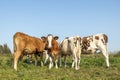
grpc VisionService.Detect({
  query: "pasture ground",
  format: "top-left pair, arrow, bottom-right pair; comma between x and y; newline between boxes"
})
0,53 -> 120,80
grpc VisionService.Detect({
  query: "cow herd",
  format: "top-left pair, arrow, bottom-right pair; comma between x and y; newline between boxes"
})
13,32 -> 110,71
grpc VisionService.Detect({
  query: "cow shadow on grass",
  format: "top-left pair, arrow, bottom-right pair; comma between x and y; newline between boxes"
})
21,56 -> 73,69
22,59 -> 42,67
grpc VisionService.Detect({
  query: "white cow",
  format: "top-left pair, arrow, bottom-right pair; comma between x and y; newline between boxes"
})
81,33 -> 109,67
59,36 -> 82,70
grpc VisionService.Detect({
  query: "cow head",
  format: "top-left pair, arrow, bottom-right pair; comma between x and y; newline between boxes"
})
46,34 -> 59,49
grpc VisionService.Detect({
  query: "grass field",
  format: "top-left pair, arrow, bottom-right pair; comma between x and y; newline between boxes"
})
0,53 -> 120,80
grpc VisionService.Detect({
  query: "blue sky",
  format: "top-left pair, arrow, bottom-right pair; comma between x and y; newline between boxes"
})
0,0 -> 120,53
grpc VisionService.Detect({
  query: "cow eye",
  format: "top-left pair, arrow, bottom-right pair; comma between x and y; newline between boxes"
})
46,41 -> 49,45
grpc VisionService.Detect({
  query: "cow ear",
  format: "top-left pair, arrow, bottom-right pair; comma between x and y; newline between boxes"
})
54,36 -> 59,40
41,36 -> 47,42
41,36 -> 46,39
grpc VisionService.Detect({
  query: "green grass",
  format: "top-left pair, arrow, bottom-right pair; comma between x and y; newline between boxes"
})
0,53 -> 120,80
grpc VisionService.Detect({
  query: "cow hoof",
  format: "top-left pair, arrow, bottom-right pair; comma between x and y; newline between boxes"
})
75,69 -> 79,70
75,68 -> 79,70
56,66 -> 58,69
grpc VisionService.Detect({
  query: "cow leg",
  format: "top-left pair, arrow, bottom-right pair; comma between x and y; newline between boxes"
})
40,53 -> 44,66
34,54 -> 38,66
77,54 -> 81,70
77,50 -> 81,70
102,50 -> 109,67
59,54 -> 62,67
64,56 -> 67,68
72,52 -> 78,69
55,59 -> 58,69
14,51 -> 21,71
101,46 -> 109,67
77,57 -> 80,69
29,55 -> 32,63
27,55 -> 32,63
55,54 -> 58,69
75,56 -> 78,70
26,55 -> 30,63
49,56 -> 53,69
71,57 -> 75,68
44,51 -> 49,65
73,52 -> 79,70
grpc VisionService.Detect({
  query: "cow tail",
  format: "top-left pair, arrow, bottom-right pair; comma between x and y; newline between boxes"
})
13,35 -> 17,52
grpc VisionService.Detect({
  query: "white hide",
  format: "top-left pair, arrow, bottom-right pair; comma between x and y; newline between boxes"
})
82,33 -> 109,67
59,36 -> 82,70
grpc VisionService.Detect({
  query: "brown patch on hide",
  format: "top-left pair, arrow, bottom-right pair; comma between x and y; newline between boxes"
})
82,37 -> 88,44
95,36 -> 99,40
89,36 -> 93,42
82,37 -> 89,50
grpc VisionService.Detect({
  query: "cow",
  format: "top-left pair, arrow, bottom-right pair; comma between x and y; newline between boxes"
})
59,36 -> 82,70
44,34 -> 59,69
13,32 -> 47,71
81,33 -> 109,67
41,34 -> 59,69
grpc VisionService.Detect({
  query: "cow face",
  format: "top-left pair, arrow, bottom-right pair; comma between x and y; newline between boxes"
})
47,34 -> 53,49
46,34 -> 59,49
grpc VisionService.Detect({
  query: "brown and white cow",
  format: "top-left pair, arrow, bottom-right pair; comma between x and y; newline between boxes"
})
59,36 -> 82,70
81,33 -> 109,67
44,34 -> 59,69
13,32 -> 47,71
